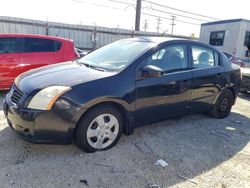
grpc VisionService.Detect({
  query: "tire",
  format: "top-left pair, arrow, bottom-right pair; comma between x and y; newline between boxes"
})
75,105 -> 123,153
209,89 -> 234,119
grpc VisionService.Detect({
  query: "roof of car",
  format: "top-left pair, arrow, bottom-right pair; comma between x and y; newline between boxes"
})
0,33 -> 73,42
122,37 -> 187,43
121,37 -> 221,53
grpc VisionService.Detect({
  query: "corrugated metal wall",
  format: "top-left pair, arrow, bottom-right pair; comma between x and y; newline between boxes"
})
0,16 -> 190,50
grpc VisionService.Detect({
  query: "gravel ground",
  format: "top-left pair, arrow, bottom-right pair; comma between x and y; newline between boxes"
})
0,91 -> 250,188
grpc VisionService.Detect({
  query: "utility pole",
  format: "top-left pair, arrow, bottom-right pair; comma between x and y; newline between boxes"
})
156,17 -> 161,33
143,20 -> 148,32
135,0 -> 142,31
45,17 -> 49,36
170,16 -> 176,35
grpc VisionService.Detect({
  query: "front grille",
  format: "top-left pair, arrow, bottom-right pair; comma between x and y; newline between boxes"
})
10,85 -> 24,104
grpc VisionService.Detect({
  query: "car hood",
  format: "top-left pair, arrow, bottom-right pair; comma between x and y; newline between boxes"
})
15,61 -> 115,94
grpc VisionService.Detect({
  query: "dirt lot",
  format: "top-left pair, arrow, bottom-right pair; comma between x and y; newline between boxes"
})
0,92 -> 249,188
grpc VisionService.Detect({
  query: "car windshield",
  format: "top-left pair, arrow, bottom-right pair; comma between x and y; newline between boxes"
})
78,40 -> 153,71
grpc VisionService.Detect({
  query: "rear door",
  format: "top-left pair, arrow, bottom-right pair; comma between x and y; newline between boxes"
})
189,44 -> 227,111
0,37 -> 21,89
135,43 -> 192,126
20,37 -> 63,73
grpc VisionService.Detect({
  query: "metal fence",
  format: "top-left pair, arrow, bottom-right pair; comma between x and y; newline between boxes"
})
0,16 -> 191,50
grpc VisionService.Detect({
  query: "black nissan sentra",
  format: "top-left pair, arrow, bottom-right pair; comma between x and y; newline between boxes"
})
3,38 -> 241,152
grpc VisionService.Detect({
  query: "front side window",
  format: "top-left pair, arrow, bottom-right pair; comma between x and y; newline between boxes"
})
0,37 -> 18,54
209,31 -> 225,46
144,44 -> 188,73
24,38 -> 62,53
244,31 -> 250,47
191,45 -> 219,68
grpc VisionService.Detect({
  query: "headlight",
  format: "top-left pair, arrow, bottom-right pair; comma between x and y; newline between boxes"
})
27,86 -> 71,110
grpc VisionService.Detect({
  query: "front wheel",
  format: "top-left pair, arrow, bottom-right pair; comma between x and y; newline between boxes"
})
209,89 -> 234,119
75,105 -> 123,152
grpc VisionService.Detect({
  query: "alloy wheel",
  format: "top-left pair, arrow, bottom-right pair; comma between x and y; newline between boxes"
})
86,113 -> 119,149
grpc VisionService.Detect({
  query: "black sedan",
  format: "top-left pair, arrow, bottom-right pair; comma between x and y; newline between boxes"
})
3,38 -> 241,152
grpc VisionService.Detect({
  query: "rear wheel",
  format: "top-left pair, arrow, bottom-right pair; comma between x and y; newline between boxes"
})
75,105 -> 123,152
209,89 -> 234,119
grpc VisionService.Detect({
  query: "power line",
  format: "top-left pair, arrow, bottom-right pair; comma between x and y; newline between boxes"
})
142,12 -> 201,25
109,0 -> 135,7
142,0 -> 220,21
149,7 -> 210,22
109,0 -> 214,23
72,0 -> 121,10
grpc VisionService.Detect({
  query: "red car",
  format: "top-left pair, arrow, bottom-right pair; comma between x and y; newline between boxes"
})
0,34 -> 79,90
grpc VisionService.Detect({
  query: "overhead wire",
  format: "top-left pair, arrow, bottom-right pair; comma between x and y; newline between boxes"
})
142,12 -> 201,25
73,0 -> 211,27
142,0 -> 220,21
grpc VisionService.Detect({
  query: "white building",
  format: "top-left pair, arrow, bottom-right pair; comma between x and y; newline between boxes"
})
199,19 -> 250,61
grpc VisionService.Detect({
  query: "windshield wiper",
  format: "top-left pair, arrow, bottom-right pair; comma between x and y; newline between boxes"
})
80,62 -> 106,72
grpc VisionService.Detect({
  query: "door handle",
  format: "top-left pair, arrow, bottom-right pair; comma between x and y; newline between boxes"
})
182,80 -> 191,84
216,73 -> 223,78
168,81 -> 176,85
7,56 -> 15,62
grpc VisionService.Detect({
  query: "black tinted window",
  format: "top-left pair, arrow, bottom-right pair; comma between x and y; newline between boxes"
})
0,37 -> 18,54
24,38 -> 62,52
145,44 -> 188,73
191,45 -> 219,68
209,31 -> 225,46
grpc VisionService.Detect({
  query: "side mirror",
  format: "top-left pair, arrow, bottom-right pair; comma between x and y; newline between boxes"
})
142,65 -> 164,78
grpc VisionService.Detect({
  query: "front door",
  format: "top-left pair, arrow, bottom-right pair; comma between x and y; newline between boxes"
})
135,43 -> 192,126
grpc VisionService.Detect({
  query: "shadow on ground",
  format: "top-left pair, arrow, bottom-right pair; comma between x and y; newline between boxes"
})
0,105 -> 249,187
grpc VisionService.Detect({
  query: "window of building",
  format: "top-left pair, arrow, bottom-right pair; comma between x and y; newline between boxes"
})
244,31 -> 250,47
209,31 -> 225,46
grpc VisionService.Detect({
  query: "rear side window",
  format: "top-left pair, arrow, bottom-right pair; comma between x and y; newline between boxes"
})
0,37 -> 18,54
24,38 -> 62,53
191,45 -> 219,69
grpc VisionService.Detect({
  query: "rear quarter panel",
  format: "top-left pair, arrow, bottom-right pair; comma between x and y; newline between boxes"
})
62,40 -> 78,61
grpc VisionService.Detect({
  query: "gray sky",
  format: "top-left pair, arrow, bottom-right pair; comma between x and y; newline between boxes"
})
1,0 -> 250,37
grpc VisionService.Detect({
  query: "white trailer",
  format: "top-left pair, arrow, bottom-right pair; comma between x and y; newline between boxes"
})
199,19 -> 250,62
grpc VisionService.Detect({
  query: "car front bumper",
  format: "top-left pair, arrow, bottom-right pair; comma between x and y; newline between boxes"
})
3,93 -> 78,144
